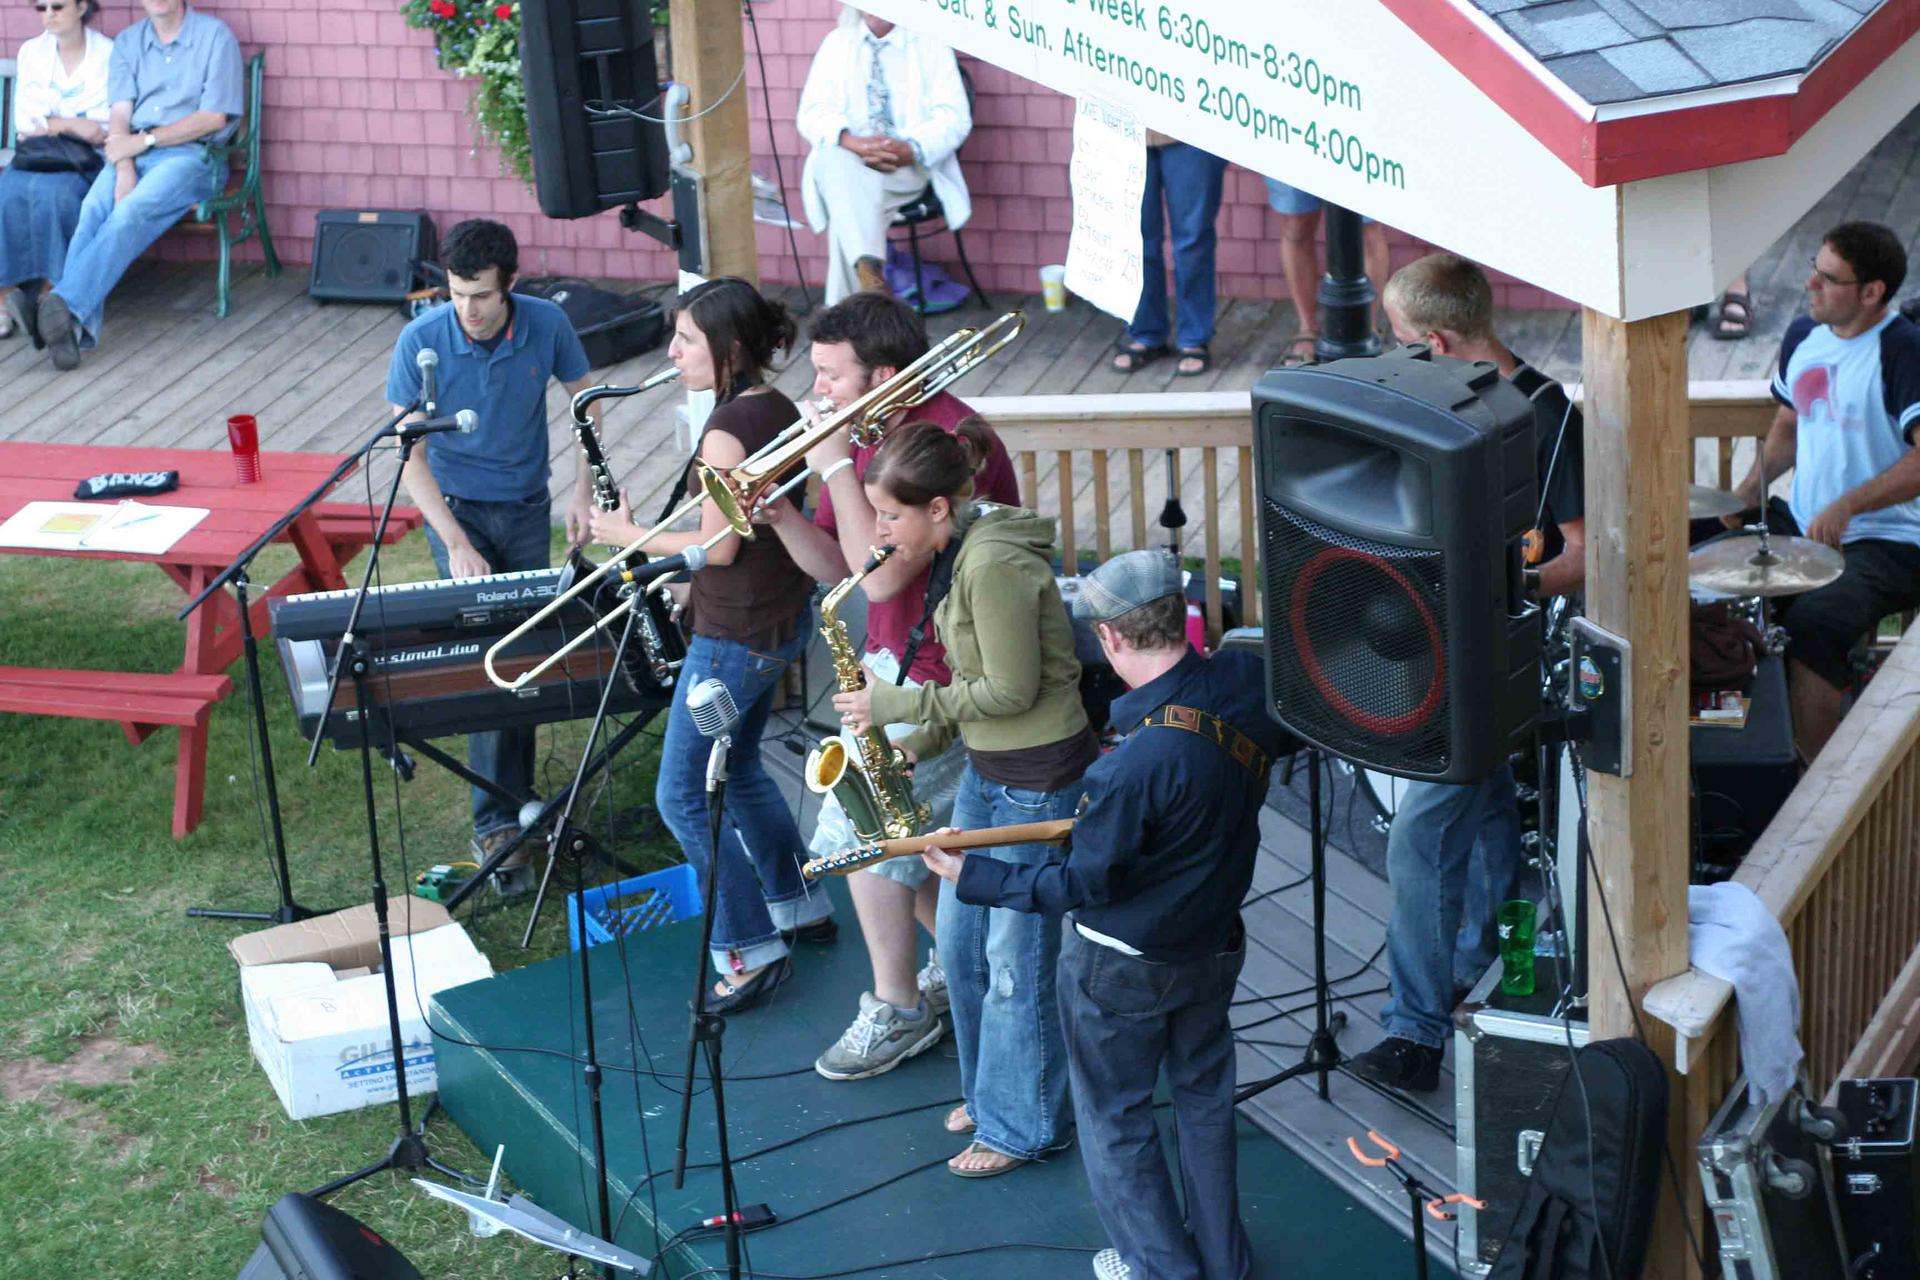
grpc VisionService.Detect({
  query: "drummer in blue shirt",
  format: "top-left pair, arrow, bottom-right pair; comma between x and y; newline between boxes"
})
384,218 -> 603,878
921,550 -> 1296,1280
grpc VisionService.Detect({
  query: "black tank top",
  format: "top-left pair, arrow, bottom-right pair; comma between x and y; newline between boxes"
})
684,388 -> 813,644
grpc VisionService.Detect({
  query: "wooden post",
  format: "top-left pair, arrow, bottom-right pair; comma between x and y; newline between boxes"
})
667,0 -> 759,283
1579,306 -> 1697,1277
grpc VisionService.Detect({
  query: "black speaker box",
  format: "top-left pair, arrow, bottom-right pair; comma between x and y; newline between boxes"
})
519,0 -> 671,220
235,1192 -> 423,1279
1252,347 -> 1540,783
309,210 -> 436,304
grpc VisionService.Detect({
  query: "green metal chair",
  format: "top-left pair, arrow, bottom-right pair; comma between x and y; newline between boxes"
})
188,51 -> 280,317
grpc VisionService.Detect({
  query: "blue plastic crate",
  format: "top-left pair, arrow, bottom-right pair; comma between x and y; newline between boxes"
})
568,863 -> 704,951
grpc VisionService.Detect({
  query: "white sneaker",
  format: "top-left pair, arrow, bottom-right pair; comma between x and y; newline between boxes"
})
1092,1248 -> 1131,1279
814,991 -> 945,1081
917,949 -> 951,1020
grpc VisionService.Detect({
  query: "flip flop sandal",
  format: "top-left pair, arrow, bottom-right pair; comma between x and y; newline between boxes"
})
1279,333 -> 1319,367
944,1104 -> 975,1134
947,1141 -> 1028,1178
704,956 -> 793,1015
1712,290 -> 1754,341
1111,342 -> 1168,373
1174,346 -> 1211,377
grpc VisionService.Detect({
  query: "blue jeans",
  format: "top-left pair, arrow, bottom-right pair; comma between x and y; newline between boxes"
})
657,621 -> 831,976
1061,922 -> 1251,1280
1129,142 -> 1228,352
423,493 -> 552,838
939,761 -> 1077,1159
1379,767 -> 1524,1047
53,147 -> 222,345
0,165 -> 91,288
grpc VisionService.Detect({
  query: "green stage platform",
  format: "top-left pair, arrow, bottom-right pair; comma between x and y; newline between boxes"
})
431,878 -> 1447,1279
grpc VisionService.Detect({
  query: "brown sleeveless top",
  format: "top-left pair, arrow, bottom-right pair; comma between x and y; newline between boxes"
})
684,387 -> 813,645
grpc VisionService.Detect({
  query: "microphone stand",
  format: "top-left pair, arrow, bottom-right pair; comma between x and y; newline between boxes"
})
309,430 -> 468,1197
181,399 -> 418,925
672,724 -> 744,1280
1234,749 -> 1346,1106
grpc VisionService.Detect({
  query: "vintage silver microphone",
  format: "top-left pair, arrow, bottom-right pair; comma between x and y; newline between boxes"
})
686,678 -> 739,793
416,347 -> 439,417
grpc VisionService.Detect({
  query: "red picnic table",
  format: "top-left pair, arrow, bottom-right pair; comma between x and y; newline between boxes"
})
0,444 -> 423,837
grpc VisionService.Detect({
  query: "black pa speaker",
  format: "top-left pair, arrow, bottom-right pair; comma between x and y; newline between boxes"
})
309,210 -> 436,304
235,1192 -> 423,1279
519,0 -> 671,220
1253,347 -> 1540,783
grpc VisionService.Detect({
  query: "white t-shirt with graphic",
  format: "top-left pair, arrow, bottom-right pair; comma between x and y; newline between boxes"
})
1772,311 -> 1920,548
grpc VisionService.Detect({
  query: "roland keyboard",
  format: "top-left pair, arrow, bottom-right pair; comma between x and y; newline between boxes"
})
268,567 -> 677,747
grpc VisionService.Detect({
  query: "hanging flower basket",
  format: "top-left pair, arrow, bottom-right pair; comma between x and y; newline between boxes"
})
402,0 -> 533,184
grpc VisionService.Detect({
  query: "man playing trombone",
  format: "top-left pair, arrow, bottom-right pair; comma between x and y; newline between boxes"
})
758,292 -> 1021,1081
386,219 -> 603,883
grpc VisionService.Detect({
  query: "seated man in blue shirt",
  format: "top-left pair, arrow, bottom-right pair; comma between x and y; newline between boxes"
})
34,0 -> 242,370
922,550 -> 1296,1280
1728,220 -> 1920,761
385,218 -> 602,878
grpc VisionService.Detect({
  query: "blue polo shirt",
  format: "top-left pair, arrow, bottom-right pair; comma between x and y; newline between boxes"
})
385,294 -> 591,502
957,647 -> 1298,961
110,9 -> 243,145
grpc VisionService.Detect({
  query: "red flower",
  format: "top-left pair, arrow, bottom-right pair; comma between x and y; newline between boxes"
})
494,2 -> 512,16
427,0 -> 456,17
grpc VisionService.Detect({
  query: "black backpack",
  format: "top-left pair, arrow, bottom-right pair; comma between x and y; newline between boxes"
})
1490,1038 -> 1669,1280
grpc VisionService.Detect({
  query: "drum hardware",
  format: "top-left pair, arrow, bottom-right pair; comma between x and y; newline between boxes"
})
1690,483 -> 1747,519
1689,533 -> 1845,598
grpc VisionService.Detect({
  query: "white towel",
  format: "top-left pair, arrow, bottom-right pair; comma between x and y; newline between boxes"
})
1688,882 -> 1804,1105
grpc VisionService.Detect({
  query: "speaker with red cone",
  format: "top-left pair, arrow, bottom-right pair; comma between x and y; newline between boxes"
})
1253,346 -> 1540,784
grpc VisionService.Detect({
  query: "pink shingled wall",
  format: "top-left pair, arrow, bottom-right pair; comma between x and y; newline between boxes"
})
1,0 -> 1572,309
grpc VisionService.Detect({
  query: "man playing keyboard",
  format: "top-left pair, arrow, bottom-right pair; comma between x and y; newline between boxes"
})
385,218 -> 602,883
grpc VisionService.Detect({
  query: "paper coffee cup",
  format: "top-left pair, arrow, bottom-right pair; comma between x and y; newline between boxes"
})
1039,264 -> 1067,313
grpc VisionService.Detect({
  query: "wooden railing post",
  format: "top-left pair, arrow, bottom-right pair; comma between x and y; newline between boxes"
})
1580,307 -> 1697,1278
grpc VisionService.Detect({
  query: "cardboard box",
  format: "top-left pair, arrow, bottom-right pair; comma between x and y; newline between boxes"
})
233,901 -> 492,1120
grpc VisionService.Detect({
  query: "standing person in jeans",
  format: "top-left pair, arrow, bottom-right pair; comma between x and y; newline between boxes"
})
387,218 -> 603,882
834,423 -> 1095,1176
590,277 -> 832,1012
924,550 -> 1295,1280
1112,133 -> 1228,379
34,0 -> 241,369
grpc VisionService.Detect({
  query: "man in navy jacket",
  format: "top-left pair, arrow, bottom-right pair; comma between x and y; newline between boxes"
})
923,550 -> 1294,1280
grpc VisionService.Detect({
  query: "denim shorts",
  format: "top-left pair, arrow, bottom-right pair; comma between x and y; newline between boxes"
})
1263,176 -> 1375,222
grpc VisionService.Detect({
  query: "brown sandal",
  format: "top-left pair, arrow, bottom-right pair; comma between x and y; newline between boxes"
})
944,1103 -> 975,1134
1279,333 -> 1318,367
947,1140 -> 1028,1178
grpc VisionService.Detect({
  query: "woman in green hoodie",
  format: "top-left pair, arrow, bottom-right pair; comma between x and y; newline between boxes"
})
835,421 -> 1096,1177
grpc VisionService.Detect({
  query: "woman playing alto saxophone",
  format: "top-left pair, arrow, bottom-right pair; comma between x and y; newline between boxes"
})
588,277 -> 830,1014
832,422 -> 1096,1177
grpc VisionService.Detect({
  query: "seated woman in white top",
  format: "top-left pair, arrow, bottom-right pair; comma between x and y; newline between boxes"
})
1,0 -> 113,343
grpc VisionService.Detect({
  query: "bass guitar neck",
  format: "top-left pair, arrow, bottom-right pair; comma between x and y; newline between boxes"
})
801,818 -> 1073,880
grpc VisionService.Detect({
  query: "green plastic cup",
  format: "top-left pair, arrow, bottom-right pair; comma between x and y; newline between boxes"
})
1497,899 -> 1537,997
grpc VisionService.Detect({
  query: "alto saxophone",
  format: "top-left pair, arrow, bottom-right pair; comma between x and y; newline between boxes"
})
805,546 -> 930,844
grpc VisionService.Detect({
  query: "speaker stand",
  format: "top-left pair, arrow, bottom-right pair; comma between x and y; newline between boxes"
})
1236,750 -> 1347,1106
1313,205 -> 1382,363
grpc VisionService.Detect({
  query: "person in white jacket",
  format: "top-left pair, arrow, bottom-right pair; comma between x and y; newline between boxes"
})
796,8 -> 971,304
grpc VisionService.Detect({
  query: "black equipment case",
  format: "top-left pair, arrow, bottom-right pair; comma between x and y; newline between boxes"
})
1697,1073 -> 1851,1279
1453,961 -> 1590,1274
1832,1077 -> 1919,1280
514,277 -> 665,370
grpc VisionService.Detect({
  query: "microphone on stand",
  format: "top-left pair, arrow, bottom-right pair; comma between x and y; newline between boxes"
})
388,409 -> 477,440
417,347 -> 439,417
687,678 -> 739,794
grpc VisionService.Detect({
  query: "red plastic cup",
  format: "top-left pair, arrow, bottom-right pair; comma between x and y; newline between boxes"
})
227,414 -> 261,483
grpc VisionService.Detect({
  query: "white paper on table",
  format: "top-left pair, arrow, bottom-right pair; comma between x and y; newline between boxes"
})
1064,95 -> 1148,323
0,499 -> 209,554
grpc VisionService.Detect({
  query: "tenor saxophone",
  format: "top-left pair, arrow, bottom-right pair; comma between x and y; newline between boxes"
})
805,546 -> 930,844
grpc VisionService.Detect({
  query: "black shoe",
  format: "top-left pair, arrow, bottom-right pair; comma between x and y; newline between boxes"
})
38,293 -> 79,370
705,956 -> 794,1015
5,288 -> 40,348
1347,1036 -> 1443,1092
782,916 -> 839,946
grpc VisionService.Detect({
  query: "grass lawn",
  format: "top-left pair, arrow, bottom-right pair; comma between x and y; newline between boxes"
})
0,532 -> 682,1275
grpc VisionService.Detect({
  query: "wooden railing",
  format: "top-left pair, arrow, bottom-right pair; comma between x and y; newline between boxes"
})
973,379 -> 1778,639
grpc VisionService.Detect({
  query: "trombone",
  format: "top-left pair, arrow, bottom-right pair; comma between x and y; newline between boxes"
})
483,310 -> 1026,692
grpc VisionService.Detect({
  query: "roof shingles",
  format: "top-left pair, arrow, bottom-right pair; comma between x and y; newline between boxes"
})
1470,0 -> 1876,103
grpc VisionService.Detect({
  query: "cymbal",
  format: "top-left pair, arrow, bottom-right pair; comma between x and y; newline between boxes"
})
1689,535 -> 1844,597
1689,484 -> 1746,519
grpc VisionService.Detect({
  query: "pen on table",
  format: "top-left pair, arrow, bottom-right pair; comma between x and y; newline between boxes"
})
116,512 -> 163,528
